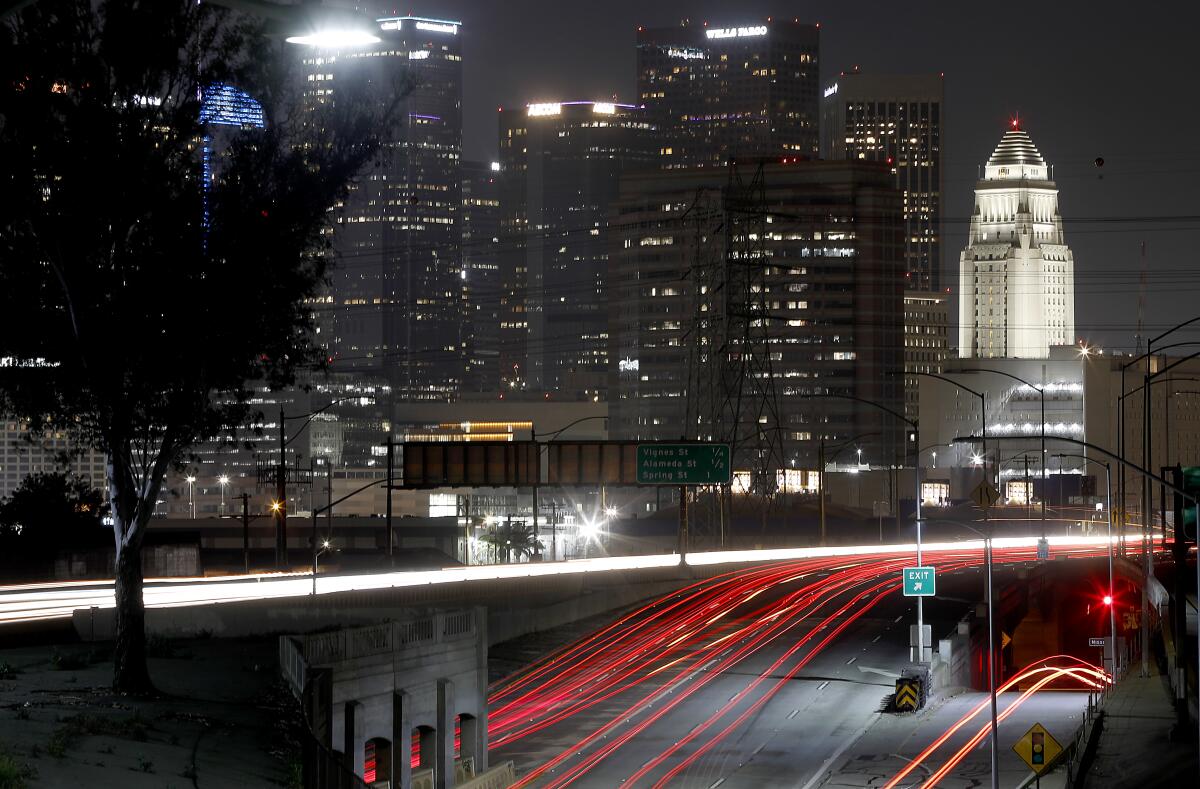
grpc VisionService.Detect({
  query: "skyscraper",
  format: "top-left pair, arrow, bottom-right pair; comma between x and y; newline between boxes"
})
958,123 -> 1075,358
461,160 -> 502,391
636,20 -> 820,169
821,71 -> 943,291
498,101 -> 658,397
302,15 -> 465,399
608,160 -> 906,468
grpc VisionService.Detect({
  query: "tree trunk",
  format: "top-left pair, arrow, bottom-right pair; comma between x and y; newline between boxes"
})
112,538 -> 154,694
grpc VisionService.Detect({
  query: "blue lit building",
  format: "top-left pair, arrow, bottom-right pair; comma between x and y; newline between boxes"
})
199,83 -> 265,233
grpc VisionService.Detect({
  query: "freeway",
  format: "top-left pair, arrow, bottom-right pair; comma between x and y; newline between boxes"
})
1,537 -> 1115,785
486,544 -> 1110,788
0,536 -> 1114,625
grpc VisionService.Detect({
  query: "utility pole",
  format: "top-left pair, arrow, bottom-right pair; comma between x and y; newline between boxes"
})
818,439 -> 827,546
1142,359 -> 1152,677
385,436 -> 394,563
276,405 -> 287,569
1024,454 -> 1032,526
678,486 -> 688,557
238,493 -> 250,573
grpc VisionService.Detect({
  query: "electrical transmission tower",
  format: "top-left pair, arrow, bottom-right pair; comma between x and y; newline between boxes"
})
684,161 -> 786,548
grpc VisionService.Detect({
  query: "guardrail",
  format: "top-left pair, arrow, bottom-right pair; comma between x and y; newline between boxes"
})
280,633 -> 308,697
292,610 -> 477,667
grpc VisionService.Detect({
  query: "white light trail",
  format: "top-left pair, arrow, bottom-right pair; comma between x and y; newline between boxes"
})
0,537 -> 1117,625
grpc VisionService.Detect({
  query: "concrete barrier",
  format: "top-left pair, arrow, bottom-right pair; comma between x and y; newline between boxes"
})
74,563 -> 695,648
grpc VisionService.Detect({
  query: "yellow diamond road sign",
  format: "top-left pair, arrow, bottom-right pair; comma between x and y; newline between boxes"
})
971,481 -> 1001,510
1013,722 -> 1062,774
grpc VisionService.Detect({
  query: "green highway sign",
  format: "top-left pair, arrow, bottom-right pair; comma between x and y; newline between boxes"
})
902,566 -> 936,597
1181,466 -> 1200,538
636,444 -> 731,485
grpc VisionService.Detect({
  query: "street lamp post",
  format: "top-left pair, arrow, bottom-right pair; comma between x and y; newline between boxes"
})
954,429 -> 1200,765
920,517 -> 999,789
801,390 -> 929,663
912,372 -> 989,485
218,474 -> 229,516
185,475 -> 196,519
1056,454 -> 1119,678
956,368 -> 1047,540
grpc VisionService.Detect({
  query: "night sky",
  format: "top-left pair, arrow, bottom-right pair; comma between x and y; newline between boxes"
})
406,0 -> 1200,352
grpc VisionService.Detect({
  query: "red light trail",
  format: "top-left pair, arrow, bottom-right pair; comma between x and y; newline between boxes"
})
481,543 -> 1107,786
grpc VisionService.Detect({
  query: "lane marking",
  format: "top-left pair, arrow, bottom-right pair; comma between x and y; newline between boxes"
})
872,635 -> 882,643
857,665 -> 901,679
788,708 -> 801,719
709,780 -> 726,789
797,713 -> 879,789
846,657 -> 857,665
816,681 -> 829,691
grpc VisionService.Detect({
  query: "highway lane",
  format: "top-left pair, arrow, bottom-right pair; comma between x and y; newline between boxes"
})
488,546 -> 1109,788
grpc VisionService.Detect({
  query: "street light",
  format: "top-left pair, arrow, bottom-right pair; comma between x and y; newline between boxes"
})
185,475 -> 196,519
312,538 -> 334,595
218,474 -> 229,515
911,372 -> 989,485
954,429 -> 1200,763
956,367 -> 1048,541
920,517 -> 1000,789
1055,453 -> 1118,678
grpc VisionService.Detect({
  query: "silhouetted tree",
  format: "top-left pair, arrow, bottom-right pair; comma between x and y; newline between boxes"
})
0,471 -> 106,554
0,1 -> 397,693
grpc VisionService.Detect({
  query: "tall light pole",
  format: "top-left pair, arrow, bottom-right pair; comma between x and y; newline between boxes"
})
912,372 -> 989,485
957,367 -> 1047,540
185,475 -> 196,519
921,517 -> 999,789
1057,454 -> 1118,678
218,474 -> 229,516
800,391 -> 928,664
954,429 -> 1200,767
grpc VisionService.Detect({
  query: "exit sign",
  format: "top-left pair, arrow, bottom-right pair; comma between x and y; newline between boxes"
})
635,444 -> 731,485
903,566 -> 936,597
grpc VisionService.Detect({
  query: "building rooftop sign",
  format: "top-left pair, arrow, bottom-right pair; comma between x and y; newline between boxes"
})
377,16 -> 460,35
706,25 -> 768,39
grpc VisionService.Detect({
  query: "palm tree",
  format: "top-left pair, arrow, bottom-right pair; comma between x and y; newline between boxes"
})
479,520 -> 542,563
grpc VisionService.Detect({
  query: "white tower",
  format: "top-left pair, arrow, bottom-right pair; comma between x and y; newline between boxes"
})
958,122 -> 1074,358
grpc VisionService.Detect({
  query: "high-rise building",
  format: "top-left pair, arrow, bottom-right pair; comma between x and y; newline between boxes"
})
608,160 -> 906,468
0,418 -> 108,503
462,160 -> 503,392
303,15 -> 465,399
903,291 -> 950,424
498,101 -> 658,397
958,123 -> 1075,358
636,20 -> 820,169
821,71 -> 943,291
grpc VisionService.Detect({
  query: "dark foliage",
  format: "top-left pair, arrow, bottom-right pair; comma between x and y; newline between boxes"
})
0,471 -> 106,554
0,1 -> 398,692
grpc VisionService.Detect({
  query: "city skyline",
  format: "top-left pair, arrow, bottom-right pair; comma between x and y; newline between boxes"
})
417,0 -> 1199,353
